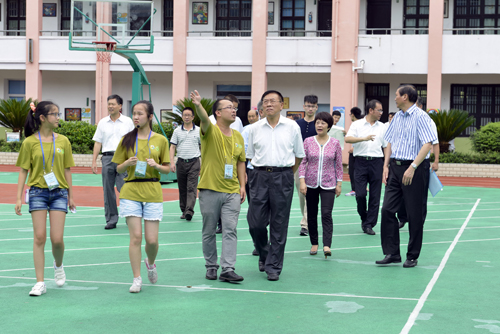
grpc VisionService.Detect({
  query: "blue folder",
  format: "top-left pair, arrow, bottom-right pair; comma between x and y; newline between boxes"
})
429,170 -> 443,197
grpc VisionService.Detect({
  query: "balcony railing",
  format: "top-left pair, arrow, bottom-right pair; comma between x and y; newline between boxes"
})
267,30 -> 332,37
0,30 -> 26,36
358,28 -> 429,35
187,30 -> 252,37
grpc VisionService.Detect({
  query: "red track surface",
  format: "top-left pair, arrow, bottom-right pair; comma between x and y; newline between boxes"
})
1,165 -> 499,207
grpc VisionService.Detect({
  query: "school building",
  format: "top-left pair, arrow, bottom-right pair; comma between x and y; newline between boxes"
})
1,0 -> 499,135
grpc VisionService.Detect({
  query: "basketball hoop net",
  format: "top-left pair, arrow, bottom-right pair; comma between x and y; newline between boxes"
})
92,41 -> 117,63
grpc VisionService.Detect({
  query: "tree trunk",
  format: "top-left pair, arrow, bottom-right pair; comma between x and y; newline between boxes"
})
439,142 -> 450,153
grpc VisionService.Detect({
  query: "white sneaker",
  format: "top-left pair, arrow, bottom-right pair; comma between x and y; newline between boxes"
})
129,276 -> 142,293
144,258 -> 158,284
29,282 -> 47,296
345,191 -> 356,196
54,261 -> 66,287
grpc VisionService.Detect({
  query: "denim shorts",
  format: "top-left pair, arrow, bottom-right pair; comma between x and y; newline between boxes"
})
119,199 -> 163,221
28,187 -> 68,213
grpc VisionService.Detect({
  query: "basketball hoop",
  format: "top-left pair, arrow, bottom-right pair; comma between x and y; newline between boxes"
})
92,41 -> 117,63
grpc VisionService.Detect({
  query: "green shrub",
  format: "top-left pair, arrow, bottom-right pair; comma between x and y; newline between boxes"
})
430,152 -> 500,164
152,122 -> 175,143
54,120 -> 97,154
470,122 -> 500,153
0,139 -> 23,152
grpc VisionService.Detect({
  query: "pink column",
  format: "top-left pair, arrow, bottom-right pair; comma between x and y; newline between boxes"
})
94,2 -> 113,123
172,1 -> 189,105
331,0 -> 360,163
25,1 -> 42,100
251,1 -> 268,107
427,1 -> 444,110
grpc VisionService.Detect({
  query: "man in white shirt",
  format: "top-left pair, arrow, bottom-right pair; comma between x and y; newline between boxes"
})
169,107 -> 201,221
247,90 -> 305,281
345,100 -> 388,236
92,94 -> 135,229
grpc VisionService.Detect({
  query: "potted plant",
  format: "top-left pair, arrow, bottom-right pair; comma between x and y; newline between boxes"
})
163,97 -> 216,127
0,98 -> 37,138
429,109 -> 475,153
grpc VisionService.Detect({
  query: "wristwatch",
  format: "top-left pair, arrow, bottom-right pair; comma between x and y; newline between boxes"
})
411,163 -> 418,169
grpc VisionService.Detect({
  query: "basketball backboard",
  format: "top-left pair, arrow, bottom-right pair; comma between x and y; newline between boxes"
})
69,0 -> 154,54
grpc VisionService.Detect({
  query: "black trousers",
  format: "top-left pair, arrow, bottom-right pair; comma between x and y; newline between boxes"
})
247,168 -> 294,275
380,159 -> 430,260
396,158 -> 431,224
348,153 -> 356,192
177,158 -> 201,216
354,157 -> 384,229
305,187 -> 336,247
245,167 -> 252,204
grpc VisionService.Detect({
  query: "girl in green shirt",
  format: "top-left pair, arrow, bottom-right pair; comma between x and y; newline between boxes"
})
15,101 -> 76,297
112,100 -> 170,293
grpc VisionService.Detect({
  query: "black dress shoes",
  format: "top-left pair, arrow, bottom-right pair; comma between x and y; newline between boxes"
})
399,221 -> 407,229
267,273 -> 279,281
185,213 -> 192,221
375,254 -> 402,265
219,271 -> 244,282
300,228 -> 308,236
252,249 -> 258,256
104,223 -> 117,230
205,269 -> 217,280
403,259 -> 418,268
363,227 -> 376,235
258,261 -> 265,272
216,224 -> 222,234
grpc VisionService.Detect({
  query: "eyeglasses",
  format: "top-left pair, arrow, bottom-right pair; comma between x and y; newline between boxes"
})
375,109 -> 384,113
47,113 -> 60,118
304,104 -> 317,109
218,106 -> 238,112
262,99 -> 281,105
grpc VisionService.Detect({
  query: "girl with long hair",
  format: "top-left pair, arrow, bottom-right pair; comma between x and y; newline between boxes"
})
112,100 -> 170,293
15,101 -> 76,296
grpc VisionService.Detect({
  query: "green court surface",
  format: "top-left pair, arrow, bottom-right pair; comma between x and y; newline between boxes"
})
0,176 -> 499,334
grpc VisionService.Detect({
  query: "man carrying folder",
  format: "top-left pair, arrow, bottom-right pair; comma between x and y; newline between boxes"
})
376,85 -> 437,268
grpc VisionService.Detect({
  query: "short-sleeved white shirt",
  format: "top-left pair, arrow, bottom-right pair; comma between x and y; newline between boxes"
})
346,117 -> 387,158
208,114 -> 244,133
170,124 -> 201,159
247,115 -> 305,167
92,114 -> 135,153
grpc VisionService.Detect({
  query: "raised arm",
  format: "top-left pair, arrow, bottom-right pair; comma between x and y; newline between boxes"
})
190,90 -> 211,135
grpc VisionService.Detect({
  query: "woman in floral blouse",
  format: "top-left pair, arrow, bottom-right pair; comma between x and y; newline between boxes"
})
299,112 -> 343,258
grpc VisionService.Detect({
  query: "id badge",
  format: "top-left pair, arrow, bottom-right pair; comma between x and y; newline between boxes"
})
135,160 -> 147,177
44,172 -> 60,190
224,164 -> 233,179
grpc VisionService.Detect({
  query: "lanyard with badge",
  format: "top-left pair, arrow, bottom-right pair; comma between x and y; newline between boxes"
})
39,132 -> 59,190
216,125 -> 234,179
134,131 -> 152,177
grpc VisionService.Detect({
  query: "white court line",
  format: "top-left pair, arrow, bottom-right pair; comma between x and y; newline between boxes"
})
2,235 -> 499,272
0,275 -> 418,301
400,198 -> 481,334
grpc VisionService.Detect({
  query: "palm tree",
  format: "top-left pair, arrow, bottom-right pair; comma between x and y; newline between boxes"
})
429,109 -> 475,153
0,98 -> 36,138
163,97 -> 216,127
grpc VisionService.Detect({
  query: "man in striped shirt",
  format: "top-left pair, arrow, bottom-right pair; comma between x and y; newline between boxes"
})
376,85 -> 437,268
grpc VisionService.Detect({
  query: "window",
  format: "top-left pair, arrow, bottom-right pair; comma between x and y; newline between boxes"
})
365,83 -> 390,123
8,80 -> 26,101
450,84 -> 500,136
454,0 -> 500,34
163,0 -> 174,36
61,0 -> 83,36
216,0 -> 252,37
404,0 -> 429,34
280,0 -> 305,36
7,0 -> 26,36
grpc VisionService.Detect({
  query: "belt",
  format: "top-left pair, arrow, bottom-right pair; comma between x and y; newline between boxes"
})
356,156 -> 383,161
177,157 -> 199,163
391,159 -> 413,166
102,151 -> 115,156
254,166 -> 292,172
125,178 -> 159,183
